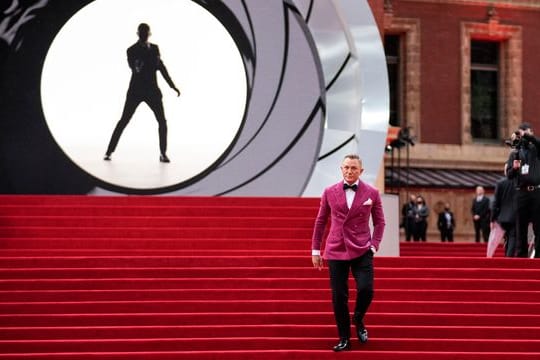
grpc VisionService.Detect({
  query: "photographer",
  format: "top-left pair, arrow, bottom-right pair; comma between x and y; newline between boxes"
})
506,123 -> 540,258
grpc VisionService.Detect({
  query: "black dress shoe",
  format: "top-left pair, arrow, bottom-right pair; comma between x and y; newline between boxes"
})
333,338 -> 351,352
103,154 -> 111,161
356,324 -> 368,343
159,154 -> 170,163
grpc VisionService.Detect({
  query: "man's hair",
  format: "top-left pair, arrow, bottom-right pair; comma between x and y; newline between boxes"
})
343,154 -> 360,161
518,122 -> 532,131
343,154 -> 362,167
138,23 -> 150,34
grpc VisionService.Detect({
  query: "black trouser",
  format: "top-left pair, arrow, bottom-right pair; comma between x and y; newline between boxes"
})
106,90 -> 168,155
327,252 -> 374,340
500,222 -> 517,257
413,220 -> 427,241
474,219 -> 490,243
515,189 -> 540,258
404,219 -> 415,241
440,227 -> 454,242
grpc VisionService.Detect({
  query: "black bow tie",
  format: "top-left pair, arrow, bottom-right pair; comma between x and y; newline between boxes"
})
343,183 -> 358,191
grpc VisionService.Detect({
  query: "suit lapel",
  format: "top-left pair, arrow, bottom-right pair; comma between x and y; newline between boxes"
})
349,181 -> 368,214
331,183 -> 349,213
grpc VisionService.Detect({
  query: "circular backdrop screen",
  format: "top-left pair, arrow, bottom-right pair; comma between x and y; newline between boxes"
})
41,0 -> 247,190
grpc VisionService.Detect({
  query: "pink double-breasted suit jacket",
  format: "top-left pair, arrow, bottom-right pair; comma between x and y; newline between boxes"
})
311,181 -> 386,260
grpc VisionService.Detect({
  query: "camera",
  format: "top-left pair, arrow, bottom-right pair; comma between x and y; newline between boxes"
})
505,131 -> 523,149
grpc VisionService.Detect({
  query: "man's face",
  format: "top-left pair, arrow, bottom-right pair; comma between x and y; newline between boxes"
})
138,28 -> 151,42
340,158 -> 363,184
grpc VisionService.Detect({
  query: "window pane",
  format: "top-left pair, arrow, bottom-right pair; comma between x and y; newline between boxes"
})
387,62 -> 399,126
385,35 -> 400,57
471,40 -> 498,65
385,35 -> 400,126
471,70 -> 498,140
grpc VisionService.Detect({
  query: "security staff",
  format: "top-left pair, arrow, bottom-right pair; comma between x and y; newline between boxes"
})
491,165 -> 517,257
506,123 -> 540,258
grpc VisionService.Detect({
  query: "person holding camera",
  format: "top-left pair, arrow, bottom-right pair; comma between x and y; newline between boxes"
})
506,122 -> 540,258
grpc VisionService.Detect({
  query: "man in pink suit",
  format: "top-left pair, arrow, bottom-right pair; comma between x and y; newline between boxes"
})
311,154 -> 386,351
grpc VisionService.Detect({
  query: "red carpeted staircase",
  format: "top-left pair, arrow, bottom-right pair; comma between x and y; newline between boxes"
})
0,195 -> 539,359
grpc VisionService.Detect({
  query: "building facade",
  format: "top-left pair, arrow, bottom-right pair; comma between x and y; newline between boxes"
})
369,0 -> 540,240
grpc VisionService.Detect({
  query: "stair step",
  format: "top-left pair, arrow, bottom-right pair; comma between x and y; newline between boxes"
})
2,288 -> 539,302
1,337 -> 539,353
1,195 -> 538,359
2,324 -> 538,340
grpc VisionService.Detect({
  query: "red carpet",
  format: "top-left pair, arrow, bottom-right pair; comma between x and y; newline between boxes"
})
1,195 -> 539,359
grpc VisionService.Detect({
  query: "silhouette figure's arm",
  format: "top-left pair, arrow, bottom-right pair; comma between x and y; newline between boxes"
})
156,46 -> 180,96
159,62 -> 180,96
127,48 -> 138,72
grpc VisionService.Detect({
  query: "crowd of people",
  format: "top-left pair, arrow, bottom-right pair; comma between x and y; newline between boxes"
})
401,194 -> 430,242
401,193 -> 457,243
307,121 -> 540,351
399,122 -> 540,259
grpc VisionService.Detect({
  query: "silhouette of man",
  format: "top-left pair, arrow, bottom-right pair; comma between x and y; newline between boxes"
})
104,23 -> 180,163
